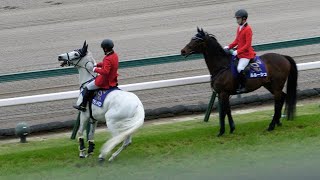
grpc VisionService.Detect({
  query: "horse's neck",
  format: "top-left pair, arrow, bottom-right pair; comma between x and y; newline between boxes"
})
203,52 -> 230,75
77,52 -> 96,87
203,38 -> 230,75
78,68 -> 93,85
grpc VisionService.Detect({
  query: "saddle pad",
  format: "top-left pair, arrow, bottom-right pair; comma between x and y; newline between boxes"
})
92,87 -> 120,107
231,56 -> 268,78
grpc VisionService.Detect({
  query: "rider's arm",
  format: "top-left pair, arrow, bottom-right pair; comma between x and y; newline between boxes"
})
94,58 -> 111,75
96,62 -> 103,67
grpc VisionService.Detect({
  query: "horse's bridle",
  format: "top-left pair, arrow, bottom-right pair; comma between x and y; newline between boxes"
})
184,36 -> 206,57
64,50 -> 97,79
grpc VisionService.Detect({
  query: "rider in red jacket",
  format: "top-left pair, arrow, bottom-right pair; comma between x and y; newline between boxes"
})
224,9 -> 256,93
74,39 -> 119,112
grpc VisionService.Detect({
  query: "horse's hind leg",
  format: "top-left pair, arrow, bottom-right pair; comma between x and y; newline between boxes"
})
108,135 -> 132,162
268,91 -> 285,131
264,83 -> 287,130
276,92 -> 286,126
124,135 -> 132,146
98,134 -> 127,162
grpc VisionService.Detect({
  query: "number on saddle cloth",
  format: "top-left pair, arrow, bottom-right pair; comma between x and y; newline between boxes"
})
231,56 -> 268,79
91,87 -> 121,107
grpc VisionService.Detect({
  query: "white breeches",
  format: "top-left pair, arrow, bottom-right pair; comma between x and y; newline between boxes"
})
86,80 -> 99,90
237,58 -> 250,73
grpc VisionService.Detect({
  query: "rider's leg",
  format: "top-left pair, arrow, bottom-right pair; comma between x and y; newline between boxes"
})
237,58 -> 250,93
73,80 -> 98,112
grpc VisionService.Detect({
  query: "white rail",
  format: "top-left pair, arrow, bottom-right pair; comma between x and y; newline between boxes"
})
0,61 -> 319,107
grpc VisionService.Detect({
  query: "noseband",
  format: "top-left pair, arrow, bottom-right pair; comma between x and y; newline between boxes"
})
63,50 -> 83,67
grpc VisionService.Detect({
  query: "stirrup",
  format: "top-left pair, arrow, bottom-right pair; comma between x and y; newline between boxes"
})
73,105 -> 86,112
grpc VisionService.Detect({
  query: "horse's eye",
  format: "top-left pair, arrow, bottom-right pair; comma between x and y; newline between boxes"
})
75,53 -> 79,56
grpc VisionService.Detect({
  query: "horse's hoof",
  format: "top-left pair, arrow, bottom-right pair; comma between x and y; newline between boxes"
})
277,122 -> 282,127
217,131 -> 225,137
79,151 -> 86,158
108,157 -> 114,163
267,127 -> 275,131
85,153 -> 93,158
98,158 -> 105,165
124,142 -> 132,148
230,127 -> 235,134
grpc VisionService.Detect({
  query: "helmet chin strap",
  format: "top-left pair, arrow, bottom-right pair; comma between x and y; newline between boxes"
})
103,49 -> 114,55
238,19 -> 246,26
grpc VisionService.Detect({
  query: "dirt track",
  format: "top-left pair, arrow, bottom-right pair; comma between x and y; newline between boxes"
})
0,0 -> 319,130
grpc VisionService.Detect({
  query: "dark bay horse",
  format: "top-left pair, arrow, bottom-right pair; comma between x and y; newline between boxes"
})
181,28 -> 297,136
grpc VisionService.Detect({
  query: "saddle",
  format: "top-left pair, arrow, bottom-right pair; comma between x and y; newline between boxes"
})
91,87 -> 120,107
231,56 -> 268,79
80,86 -> 120,123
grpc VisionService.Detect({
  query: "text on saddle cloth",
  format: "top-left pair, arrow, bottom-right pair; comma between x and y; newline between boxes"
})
231,55 -> 268,78
81,87 -> 121,107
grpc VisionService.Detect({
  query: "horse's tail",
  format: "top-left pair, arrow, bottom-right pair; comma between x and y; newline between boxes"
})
100,104 -> 144,157
283,55 -> 298,120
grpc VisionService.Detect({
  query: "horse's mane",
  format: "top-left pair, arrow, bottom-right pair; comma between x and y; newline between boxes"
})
83,50 -> 97,64
195,28 -> 231,71
204,33 -> 228,57
195,28 -> 228,58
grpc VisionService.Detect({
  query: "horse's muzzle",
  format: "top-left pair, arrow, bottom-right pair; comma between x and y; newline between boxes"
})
181,49 -> 193,58
58,57 -> 68,67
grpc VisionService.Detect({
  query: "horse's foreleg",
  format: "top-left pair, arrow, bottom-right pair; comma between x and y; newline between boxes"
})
77,113 -> 89,158
226,105 -> 235,134
87,120 -> 97,157
78,137 -> 86,158
217,93 -> 229,137
268,91 -> 284,131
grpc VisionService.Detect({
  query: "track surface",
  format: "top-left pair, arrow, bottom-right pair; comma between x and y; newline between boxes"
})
0,0 -> 319,129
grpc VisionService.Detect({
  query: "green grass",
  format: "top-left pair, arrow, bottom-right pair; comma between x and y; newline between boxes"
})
1,103 -> 320,180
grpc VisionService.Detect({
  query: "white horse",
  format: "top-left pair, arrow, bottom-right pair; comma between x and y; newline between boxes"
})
58,41 -> 145,162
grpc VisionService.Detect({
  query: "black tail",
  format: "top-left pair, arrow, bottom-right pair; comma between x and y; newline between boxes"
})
283,55 -> 298,120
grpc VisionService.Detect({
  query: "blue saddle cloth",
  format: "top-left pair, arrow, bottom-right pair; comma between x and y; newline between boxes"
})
90,87 -> 120,107
231,56 -> 268,78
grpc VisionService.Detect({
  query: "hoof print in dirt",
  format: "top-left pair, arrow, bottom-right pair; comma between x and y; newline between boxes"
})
45,1 -> 63,5
2,6 -> 19,10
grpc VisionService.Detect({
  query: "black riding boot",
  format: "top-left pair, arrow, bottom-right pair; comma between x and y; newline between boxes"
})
236,71 -> 247,94
73,87 -> 92,112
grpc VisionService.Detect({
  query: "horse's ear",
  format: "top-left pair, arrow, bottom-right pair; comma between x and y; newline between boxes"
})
85,44 -> 88,53
82,40 -> 88,53
197,27 -> 200,32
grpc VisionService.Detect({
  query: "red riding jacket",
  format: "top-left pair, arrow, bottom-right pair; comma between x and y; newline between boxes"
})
228,23 -> 256,59
94,51 -> 119,89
